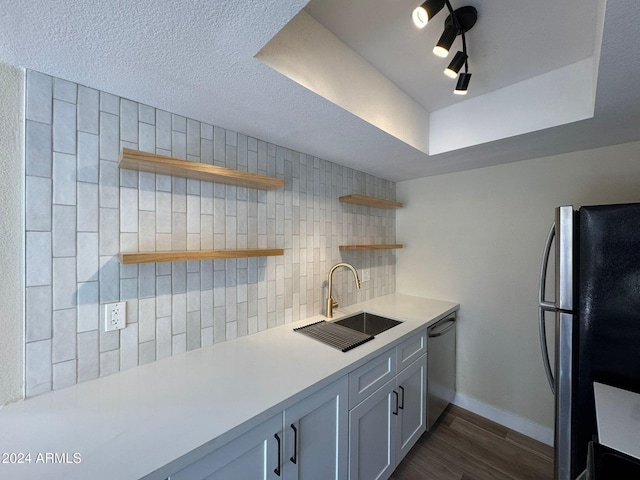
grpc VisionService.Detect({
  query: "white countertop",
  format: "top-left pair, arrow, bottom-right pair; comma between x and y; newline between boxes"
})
0,293 -> 458,480
594,382 -> 640,460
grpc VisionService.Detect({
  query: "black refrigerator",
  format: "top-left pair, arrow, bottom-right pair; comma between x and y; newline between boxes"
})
538,203 -> 640,480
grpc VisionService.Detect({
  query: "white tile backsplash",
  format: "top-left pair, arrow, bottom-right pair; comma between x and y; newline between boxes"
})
23,70 -> 398,396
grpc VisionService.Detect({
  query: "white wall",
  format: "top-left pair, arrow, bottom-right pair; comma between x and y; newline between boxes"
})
0,62 -> 24,406
397,141 -> 640,441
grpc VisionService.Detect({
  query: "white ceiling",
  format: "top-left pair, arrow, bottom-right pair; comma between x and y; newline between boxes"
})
1,0 -> 639,182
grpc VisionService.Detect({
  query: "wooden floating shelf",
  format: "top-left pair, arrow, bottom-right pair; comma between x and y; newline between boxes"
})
339,194 -> 403,209
119,249 -> 284,265
118,148 -> 284,190
339,244 -> 403,251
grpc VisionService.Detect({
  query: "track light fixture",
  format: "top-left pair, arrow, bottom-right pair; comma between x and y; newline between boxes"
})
412,1 -> 477,95
454,72 -> 472,95
433,23 -> 457,58
411,0 -> 446,29
444,51 -> 467,78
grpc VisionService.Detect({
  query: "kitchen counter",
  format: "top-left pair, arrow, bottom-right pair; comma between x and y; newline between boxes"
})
0,293 -> 458,480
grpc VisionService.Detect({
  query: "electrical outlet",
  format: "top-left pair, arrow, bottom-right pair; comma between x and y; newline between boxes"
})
361,269 -> 371,282
105,302 -> 126,332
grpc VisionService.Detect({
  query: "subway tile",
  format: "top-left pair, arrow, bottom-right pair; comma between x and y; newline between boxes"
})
77,182 -> 99,232
156,316 -> 172,360
139,104 -> 155,125
120,322 -> 139,370
186,311 -> 201,351
77,281 -> 99,332
172,293 -> 187,335
77,232 -> 98,283
156,190 -> 172,233
172,333 -> 186,355
213,306 -> 226,342
187,195 -> 201,233
26,70 -> 52,123
99,159 -> 119,208
25,120 -> 52,177
26,340 -> 52,396
53,152 -> 76,205
139,211 -> 156,251
99,112 -> 119,161
139,122 -> 156,153
26,286 -> 52,342
52,308 -> 76,363
77,330 -> 99,383
201,327 -> 214,347
52,205 -> 76,258
138,172 -> 156,211
53,359 -> 77,390
77,132 -> 99,183
172,176 -> 187,212
139,340 -> 156,365
172,114 -> 186,133
138,297 -> 156,343
211,127 -> 225,166
53,99 -> 76,154
120,187 -> 138,233
171,212 -> 187,250
100,350 -> 120,377
187,119 -> 201,156
26,232 -> 51,287
100,92 -> 120,114
53,78 -> 77,103
201,139 -> 213,164
156,110 -> 172,151
172,261 -> 187,294
98,256 -> 119,304
172,131 -> 186,159
187,272 -> 201,312
120,163 -> 138,188
120,99 -> 138,143
138,263 -> 156,298
77,86 -> 99,134
26,176 -> 52,231
99,207 -> 119,255
156,275 -> 172,318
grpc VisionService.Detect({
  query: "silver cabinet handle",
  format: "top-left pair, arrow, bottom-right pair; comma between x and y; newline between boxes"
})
428,318 -> 456,338
538,222 -> 556,394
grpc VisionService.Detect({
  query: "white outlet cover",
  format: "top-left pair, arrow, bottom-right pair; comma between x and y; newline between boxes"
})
105,302 -> 126,332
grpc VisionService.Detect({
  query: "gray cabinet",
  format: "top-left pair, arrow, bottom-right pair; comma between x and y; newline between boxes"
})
347,329 -> 428,480
169,413 -> 282,480
283,376 -> 349,480
166,377 -> 348,480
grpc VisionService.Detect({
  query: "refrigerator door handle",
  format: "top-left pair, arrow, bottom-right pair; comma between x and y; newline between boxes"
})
539,222 -> 556,393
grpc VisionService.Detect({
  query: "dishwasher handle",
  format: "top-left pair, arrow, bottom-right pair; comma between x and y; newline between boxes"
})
428,317 -> 456,338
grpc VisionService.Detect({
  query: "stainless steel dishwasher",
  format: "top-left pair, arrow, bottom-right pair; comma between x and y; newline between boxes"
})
427,313 -> 457,429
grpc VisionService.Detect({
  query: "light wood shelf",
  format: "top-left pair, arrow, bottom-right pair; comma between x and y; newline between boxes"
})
118,148 -> 284,190
119,249 -> 284,265
339,194 -> 403,209
339,244 -> 403,251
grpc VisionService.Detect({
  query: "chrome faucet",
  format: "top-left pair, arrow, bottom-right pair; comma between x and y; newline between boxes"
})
326,262 -> 361,318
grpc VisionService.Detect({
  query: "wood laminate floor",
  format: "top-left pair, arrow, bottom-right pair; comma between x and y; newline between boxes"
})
391,405 -> 553,480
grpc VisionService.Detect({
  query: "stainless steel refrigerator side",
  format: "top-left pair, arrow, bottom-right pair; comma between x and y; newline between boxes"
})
554,206 -> 575,480
556,207 -> 574,311
555,311 -> 574,480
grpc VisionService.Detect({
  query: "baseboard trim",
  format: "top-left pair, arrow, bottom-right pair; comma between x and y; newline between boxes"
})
452,392 -> 554,446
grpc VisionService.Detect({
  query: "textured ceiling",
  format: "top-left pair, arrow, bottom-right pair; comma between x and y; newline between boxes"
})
1,0 -> 639,181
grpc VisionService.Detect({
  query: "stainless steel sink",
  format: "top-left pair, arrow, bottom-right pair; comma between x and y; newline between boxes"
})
333,312 -> 402,336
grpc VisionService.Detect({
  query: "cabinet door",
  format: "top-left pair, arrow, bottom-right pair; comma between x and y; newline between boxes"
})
348,380 -> 396,480
283,376 -> 349,480
168,413 -> 282,480
395,354 -> 427,460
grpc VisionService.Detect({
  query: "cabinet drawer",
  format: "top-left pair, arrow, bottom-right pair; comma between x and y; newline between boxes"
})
397,330 -> 426,372
349,348 -> 397,409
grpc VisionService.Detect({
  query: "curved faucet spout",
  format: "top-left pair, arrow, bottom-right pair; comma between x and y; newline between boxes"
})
326,262 -> 361,318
